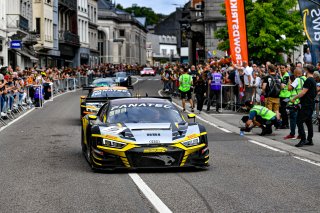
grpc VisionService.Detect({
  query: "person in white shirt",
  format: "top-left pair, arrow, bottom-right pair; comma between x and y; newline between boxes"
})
303,48 -> 312,65
243,61 -> 253,101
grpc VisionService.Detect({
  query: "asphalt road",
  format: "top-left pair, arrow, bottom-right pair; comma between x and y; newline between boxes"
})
0,76 -> 319,213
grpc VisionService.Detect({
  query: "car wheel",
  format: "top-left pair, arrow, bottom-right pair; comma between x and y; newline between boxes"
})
81,129 -> 85,152
86,143 -> 96,170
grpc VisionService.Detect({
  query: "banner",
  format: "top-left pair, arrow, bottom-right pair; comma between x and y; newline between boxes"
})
225,0 -> 248,65
298,0 -> 320,65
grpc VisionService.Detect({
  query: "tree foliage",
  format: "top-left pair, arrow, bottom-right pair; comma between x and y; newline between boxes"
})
214,0 -> 305,63
116,4 -> 167,26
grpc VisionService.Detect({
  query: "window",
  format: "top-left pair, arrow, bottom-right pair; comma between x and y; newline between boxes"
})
119,30 -> 125,37
36,18 -> 41,34
162,49 -> 167,56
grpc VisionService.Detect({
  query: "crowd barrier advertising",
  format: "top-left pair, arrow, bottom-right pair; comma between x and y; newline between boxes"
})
225,0 -> 248,65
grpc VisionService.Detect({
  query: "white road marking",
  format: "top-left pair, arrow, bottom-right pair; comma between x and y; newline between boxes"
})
129,173 -> 172,213
293,156 -> 320,167
158,90 -> 231,133
248,140 -> 287,154
131,76 -> 139,85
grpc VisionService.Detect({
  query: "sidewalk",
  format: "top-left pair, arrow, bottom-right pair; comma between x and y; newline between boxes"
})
170,95 -> 320,156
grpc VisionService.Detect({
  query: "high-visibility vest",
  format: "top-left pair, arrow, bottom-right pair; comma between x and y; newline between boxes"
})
179,74 -> 192,92
250,105 -> 276,120
279,72 -> 291,98
289,76 -> 306,105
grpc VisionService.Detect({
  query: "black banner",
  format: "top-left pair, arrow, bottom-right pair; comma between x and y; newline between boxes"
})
298,0 -> 320,65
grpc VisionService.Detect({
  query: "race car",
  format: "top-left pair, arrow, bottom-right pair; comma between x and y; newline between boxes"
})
80,86 -> 132,118
113,72 -> 132,87
90,78 -> 116,87
81,97 -> 209,171
140,67 -> 156,76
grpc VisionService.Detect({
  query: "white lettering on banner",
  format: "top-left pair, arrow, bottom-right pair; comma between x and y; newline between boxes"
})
110,104 -> 172,111
311,9 -> 320,41
229,0 -> 242,64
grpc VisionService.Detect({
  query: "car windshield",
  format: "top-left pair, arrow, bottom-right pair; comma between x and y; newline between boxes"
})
143,68 -> 152,71
90,89 -> 132,98
92,79 -> 114,87
107,103 -> 183,123
115,72 -> 127,78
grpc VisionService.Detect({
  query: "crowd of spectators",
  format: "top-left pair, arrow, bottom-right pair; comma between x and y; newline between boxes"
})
160,59 -> 320,140
0,63 -> 144,120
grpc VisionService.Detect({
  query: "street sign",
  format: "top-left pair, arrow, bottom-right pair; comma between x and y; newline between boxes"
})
10,40 -> 22,49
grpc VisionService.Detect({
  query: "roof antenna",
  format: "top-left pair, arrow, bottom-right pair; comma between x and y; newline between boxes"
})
146,93 -> 149,97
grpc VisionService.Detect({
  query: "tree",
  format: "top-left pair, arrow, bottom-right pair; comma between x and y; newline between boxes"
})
215,0 -> 305,63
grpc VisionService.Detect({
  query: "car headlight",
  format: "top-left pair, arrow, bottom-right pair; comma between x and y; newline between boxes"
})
103,139 -> 126,149
182,138 -> 200,147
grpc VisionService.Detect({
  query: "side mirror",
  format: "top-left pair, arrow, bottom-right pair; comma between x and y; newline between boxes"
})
187,113 -> 196,122
88,115 -> 97,121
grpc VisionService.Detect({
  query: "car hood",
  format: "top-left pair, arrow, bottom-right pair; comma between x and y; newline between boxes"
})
99,123 -> 200,145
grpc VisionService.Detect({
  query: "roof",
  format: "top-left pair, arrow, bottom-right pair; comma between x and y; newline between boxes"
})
98,0 -> 114,10
135,17 -> 146,26
110,98 -> 172,105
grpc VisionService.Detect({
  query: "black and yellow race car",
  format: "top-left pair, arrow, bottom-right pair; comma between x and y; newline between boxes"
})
80,86 -> 132,118
81,97 -> 209,171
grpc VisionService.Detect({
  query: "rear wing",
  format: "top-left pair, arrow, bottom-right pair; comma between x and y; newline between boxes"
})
83,86 -> 95,92
84,96 -> 172,103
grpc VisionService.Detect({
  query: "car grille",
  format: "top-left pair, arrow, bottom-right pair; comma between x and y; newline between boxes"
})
126,151 -> 184,167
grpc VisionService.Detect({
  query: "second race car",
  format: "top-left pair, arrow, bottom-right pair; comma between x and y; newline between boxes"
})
80,86 -> 132,118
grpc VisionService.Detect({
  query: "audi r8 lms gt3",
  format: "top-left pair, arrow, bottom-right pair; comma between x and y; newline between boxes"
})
80,86 -> 132,118
140,67 -> 156,76
81,98 -> 209,171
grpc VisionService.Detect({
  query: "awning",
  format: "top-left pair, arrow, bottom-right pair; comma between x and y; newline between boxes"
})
16,50 -> 39,62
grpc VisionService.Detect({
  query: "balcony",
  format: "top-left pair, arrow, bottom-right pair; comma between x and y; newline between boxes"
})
59,31 -> 80,46
7,14 -> 29,32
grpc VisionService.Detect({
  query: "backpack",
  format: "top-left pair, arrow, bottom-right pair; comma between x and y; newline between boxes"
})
267,75 -> 281,97
267,75 -> 281,98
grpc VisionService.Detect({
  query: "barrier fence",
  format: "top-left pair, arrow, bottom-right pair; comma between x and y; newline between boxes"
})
0,76 -> 88,127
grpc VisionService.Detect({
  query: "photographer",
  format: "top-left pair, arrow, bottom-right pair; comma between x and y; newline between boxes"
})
284,67 -> 306,140
291,65 -> 317,147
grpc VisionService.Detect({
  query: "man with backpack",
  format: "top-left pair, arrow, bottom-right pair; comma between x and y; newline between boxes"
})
261,64 -> 281,120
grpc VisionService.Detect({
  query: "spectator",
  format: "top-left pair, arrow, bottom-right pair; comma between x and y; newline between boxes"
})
291,65 -> 317,147
285,67 -> 306,140
179,68 -> 194,112
243,61 -> 253,101
194,73 -> 207,114
207,67 -> 223,113
261,64 -> 281,120
279,64 -> 291,129
303,48 -> 312,65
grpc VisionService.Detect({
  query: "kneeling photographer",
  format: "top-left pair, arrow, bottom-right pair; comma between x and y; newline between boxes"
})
241,100 -> 278,136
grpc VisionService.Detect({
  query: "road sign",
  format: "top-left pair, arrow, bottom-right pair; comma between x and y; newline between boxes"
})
10,40 -> 22,49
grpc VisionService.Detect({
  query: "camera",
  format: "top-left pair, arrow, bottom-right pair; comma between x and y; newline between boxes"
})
286,104 -> 301,111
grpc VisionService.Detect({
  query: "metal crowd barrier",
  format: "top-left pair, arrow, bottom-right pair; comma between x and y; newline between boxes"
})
220,84 -> 237,113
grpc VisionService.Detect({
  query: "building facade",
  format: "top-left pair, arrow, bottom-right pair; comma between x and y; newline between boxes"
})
147,34 -> 180,66
33,0 -> 60,68
7,0 -> 38,68
58,0 -> 80,67
88,0 -> 99,67
0,1 -> 8,66
97,0 -> 147,65
75,0 -> 90,66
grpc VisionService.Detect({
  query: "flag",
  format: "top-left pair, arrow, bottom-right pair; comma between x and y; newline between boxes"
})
225,0 -> 249,65
298,0 -> 320,65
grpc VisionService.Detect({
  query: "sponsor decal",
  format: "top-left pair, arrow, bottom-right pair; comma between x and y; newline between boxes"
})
225,0 -> 248,65
111,103 -> 172,111
149,140 -> 161,144
143,147 -> 167,153
147,133 -> 161,136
